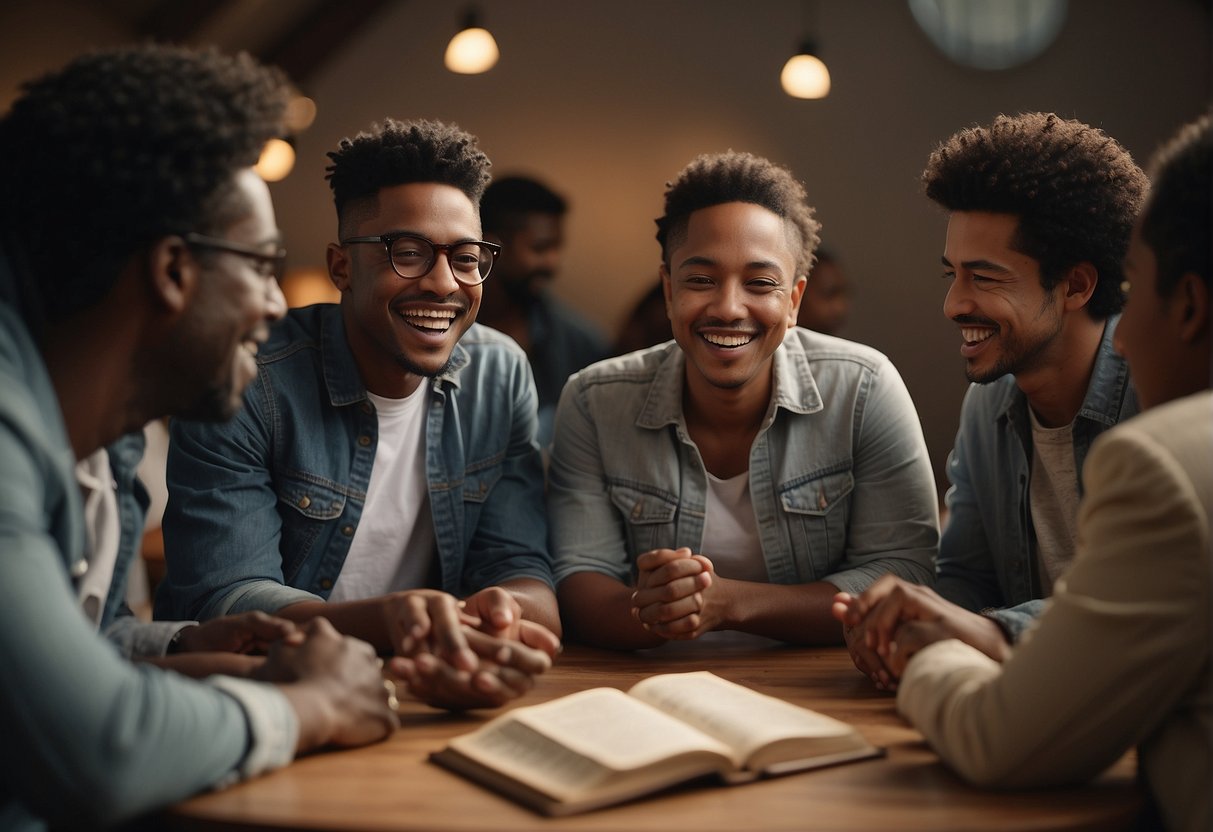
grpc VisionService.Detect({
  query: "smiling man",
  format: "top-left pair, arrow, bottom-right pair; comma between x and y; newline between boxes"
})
158,119 -> 560,709
844,113 -> 1148,689
547,151 -> 938,649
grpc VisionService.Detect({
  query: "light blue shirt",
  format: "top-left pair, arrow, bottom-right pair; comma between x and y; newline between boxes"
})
936,317 -> 1139,639
0,295 -> 295,832
157,304 -> 553,621
548,329 -> 939,598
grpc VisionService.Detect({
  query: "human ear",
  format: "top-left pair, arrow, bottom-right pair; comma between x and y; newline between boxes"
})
1061,262 -> 1098,311
326,242 -> 351,292
148,236 -> 197,314
1173,272 -> 1209,343
788,276 -> 807,329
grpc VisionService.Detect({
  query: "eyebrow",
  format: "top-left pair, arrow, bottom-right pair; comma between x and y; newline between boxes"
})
941,256 -> 1012,273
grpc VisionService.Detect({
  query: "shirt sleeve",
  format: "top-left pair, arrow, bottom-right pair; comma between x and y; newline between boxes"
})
820,355 -> 939,594
103,615 -> 195,659
897,423 -> 1211,789
0,433 -> 296,828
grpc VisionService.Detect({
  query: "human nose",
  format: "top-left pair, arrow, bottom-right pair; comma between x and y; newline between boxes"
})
942,274 -> 972,321
266,276 -> 287,321
419,250 -> 461,296
709,279 -> 747,321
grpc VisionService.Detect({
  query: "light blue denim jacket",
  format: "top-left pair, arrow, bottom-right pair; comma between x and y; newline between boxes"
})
156,304 -> 553,621
549,329 -> 939,594
937,317 -> 1139,639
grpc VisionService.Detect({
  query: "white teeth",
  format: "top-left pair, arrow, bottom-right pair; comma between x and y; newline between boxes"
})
703,332 -> 754,347
961,327 -> 994,344
403,308 -> 456,331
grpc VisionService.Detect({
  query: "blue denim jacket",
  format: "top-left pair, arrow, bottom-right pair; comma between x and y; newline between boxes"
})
156,304 -> 553,621
936,317 -> 1139,639
548,329 -> 939,594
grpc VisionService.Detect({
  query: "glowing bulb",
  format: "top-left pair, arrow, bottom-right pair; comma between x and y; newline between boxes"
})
255,138 -> 295,182
444,26 -> 499,74
781,53 -> 831,99
284,95 -> 317,133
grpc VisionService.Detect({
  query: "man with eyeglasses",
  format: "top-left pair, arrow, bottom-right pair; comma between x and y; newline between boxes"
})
0,45 -> 404,831
158,118 -> 561,710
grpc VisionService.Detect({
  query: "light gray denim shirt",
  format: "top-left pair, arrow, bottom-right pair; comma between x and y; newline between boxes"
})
548,328 -> 939,595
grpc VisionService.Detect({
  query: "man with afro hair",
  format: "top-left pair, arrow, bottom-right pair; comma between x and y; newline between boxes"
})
160,118 -> 560,710
842,113 -> 1147,690
547,151 -> 938,649
0,44 -> 402,831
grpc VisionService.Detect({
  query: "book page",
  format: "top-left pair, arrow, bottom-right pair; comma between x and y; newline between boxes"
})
629,671 -> 857,765
447,687 -> 737,799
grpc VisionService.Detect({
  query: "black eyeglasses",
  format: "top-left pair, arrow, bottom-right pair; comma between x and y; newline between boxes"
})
340,232 -> 501,286
185,232 -> 287,281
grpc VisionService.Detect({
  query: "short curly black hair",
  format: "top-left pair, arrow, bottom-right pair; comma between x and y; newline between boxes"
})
923,112 -> 1147,320
1139,113 -> 1211,298
0,44 -> 289,325
325,118 -> 491,235
655,151 -> 821,278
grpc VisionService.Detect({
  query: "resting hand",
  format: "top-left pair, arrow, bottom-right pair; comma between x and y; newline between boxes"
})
258,618 -> 398,750
631,549 -> 714,640
174,610 -> 302,654
379,589 -> 476,672
389,626 -> 553,710
833,575 -> 1011,683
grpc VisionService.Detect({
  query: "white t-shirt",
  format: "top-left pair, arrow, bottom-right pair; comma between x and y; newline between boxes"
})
700,470 -> 768,583
75,447 -> 120,628
1028,409 -> 1080,595
328,389 -> 436,602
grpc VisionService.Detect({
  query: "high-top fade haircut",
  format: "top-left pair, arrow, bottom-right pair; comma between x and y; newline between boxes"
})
655,151 -> 821,279
1139,112 -> 1211,298
325,118 -> 492,238
0,44 -> 288,326
480,176 -> 568,237
922,112 -> 1148,320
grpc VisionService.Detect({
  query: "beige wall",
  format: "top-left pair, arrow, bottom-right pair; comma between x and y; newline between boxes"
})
3,0 -> 1209,492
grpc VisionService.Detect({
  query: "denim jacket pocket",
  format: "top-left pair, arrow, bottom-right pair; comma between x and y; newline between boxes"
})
609,484 -> 679,558
277,475 -> 348,582
779,470 -> 854,578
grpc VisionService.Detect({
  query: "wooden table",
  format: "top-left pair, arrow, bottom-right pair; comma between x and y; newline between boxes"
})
162,636 -> 1142,831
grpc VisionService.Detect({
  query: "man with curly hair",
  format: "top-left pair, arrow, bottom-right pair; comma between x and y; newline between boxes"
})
0,45 -> 403,831
158,118 -> 560,709
841,113 -> 1148,690
835,113 -> 1210,831
547,151 -> 938,648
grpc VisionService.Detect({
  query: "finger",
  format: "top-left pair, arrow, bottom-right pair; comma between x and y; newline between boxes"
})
633,574 -> 710,608
649,612 -> 702,638
464,627 -> 551,674
516,620 -> 561,657
470,587 -> 519,633
888,620 -> 950,676
635,547 -> 695,573
635,594 -> 703,625
636,557 -> 707,590
421,595 -> 476,672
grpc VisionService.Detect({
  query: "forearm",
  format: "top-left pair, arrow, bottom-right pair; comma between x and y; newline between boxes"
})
557,572 -> 666,650
274,599 -> 393,652
715,578 -> 845,644
496,577 -> 562,638
138,653 -> 263,679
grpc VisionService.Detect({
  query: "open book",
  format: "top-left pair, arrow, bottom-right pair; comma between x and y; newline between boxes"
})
429,670 -> 883,816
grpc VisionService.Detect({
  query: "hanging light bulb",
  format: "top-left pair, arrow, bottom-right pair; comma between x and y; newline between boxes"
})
781,39 -> 831,99
255,138 -> 296,183
444,9 -> 499,74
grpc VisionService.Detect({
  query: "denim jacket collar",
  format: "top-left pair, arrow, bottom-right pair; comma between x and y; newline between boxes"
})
635,333 -> 826,433
317,305 -> 472,407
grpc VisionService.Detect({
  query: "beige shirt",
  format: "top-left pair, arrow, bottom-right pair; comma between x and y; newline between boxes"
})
898,391 -> 1212,832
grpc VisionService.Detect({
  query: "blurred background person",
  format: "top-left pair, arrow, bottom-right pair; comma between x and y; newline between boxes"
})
796,247 -> 851,336
479,176 -> 609,445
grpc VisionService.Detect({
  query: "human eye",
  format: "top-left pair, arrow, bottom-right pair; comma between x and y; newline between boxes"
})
747,276 -> 780,292
450,244 -> 485,272
941,270 -> 955,280
390,237 -> 428,263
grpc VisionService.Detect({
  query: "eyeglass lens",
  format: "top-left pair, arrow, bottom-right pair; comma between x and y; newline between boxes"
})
388,235 -> 494,283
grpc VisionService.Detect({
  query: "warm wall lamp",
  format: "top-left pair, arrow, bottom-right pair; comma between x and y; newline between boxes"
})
780,2 -> 831,99
254,89 -> 317,183
444,7 -> 500,74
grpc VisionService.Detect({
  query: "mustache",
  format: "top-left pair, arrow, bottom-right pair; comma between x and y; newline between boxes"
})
952,314 -> 997,327
394,292 -> 468,312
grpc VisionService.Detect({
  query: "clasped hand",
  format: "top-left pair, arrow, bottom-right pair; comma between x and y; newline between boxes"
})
630,547 -> 718,640
831,575 -> 1011,691
381,588 -> 558,710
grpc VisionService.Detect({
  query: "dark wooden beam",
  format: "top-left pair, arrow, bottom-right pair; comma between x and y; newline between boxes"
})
261,0 -> 401,86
